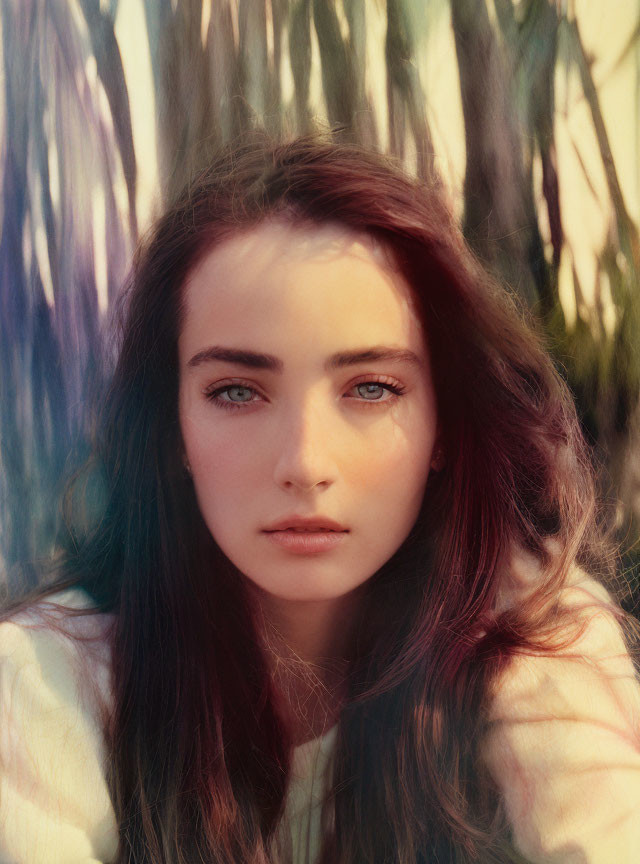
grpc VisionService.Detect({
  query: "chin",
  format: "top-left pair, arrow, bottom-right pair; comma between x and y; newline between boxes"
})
261,585 -> 348,604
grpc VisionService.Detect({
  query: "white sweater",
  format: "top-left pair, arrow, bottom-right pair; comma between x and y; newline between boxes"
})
1,564 -> 640,863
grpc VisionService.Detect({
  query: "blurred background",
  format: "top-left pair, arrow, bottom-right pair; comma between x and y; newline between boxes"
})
0,0 -> 639,606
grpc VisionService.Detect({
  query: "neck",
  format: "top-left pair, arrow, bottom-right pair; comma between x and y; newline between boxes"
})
250,587 -> 365,746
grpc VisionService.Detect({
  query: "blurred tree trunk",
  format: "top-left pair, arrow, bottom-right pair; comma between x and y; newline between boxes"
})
451,0 -> 543,307
495,0 -> 562,314
0,0 -> 33,575
146,0 -> 218,202
205,0 -> 247,146
312,0 -> 358,134
289,0 -> 313,133
344,0 -> 378,146
79,0 -> 138,240
386,0 -> 436,182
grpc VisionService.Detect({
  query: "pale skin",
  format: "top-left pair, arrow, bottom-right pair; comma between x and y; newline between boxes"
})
178,219 -> 438,744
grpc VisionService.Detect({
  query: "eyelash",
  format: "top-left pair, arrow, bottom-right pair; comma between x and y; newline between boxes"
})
203,378 -> 407,412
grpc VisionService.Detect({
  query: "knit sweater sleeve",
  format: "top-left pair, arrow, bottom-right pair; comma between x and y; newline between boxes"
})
481,563 -> 640,863
0,592 -> 118,864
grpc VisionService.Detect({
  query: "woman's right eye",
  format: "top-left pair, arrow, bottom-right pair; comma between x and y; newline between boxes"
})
204,384 -> 260,410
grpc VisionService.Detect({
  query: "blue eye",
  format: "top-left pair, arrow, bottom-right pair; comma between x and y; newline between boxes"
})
354,382 -> 400,401
214,385 -> 254,404
203,383 -> 259,410
204,379 -> 406,411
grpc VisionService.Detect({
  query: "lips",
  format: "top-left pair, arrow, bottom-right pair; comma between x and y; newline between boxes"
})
264,525 -> 348,554
263,515 -> 348,533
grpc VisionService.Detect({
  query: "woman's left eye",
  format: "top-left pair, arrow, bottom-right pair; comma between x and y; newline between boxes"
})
348,380 -> 406,402
203,379 -> 406,410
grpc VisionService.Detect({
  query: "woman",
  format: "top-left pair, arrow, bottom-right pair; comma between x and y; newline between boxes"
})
1,132 -> 639,864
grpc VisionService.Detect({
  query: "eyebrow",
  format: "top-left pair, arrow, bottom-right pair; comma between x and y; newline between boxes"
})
187,345 -> 424,372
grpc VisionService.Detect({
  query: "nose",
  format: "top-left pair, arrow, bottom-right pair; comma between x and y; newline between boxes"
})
272,394 -> 337,492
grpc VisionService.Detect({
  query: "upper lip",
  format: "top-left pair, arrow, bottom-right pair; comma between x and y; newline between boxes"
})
263,515 -> 348,532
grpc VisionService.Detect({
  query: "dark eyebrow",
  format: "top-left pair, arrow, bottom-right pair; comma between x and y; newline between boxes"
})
187,345 -> 423,371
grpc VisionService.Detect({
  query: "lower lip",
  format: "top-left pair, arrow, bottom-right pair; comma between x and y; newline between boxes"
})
263,529 -> 348,554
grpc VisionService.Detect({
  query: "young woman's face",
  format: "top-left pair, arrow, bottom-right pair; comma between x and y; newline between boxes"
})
178,220 -> 438,603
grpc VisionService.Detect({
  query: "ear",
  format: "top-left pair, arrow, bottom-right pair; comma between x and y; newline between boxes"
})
430,429 -> 445,472
430,447 -> 445,472
182,451 -> 193,476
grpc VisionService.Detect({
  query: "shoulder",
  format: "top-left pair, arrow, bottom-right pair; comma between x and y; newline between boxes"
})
482,554 -> 640,862
0,587 -> 114,718
0,588 -> 118,863
490,552 -> 638,715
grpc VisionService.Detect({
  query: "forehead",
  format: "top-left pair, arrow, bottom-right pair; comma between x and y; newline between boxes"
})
179,220 -> 425,359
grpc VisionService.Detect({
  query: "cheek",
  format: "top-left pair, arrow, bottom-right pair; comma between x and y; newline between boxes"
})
187,453 -> 251,545
182,406 -> 258,472
180,417 -> 257,518
344,443 -> 430,546
191,442 -> 258,500
354,427 -> 432,497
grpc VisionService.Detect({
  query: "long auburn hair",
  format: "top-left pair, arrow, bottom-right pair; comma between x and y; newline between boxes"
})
8,131 -> 637,862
